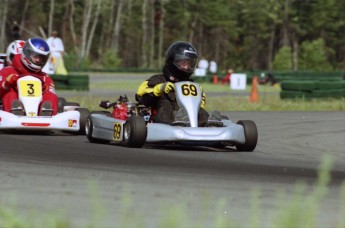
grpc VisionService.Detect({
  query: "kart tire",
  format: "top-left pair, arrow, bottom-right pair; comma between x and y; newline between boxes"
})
123,116 -> 147,148
85,114 -> 109,144
236,120 -> 258,152
76,108 -> 89,135
58,97 -> 67,113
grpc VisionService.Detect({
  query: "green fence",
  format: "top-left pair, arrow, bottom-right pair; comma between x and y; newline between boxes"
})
280,80 -> 345,99
50,74 -> 89,91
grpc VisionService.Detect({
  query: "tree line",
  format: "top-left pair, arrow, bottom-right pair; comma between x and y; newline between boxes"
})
0,0 -> 344,72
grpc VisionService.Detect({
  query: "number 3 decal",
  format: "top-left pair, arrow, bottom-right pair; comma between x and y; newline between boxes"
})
27,83 -> 35,95
19,80 -> 41,97
181,84 -> 198,96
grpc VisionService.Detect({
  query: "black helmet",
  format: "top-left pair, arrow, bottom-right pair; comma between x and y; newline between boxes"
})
163,41 -> 198,81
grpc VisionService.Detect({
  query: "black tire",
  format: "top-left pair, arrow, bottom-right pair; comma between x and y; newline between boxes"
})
58,97 -> 67,113
123,116 -> 147,148
85,114 -> 109,144
76,108 -> 89,135
236,120 -> 258,152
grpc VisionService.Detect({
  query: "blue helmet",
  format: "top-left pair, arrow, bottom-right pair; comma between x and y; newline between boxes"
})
21,37 -> 50,72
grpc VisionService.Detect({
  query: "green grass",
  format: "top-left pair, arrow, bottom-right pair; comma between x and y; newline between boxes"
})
206,95 -> 345,111
90,80 -> 143,91
1,155 -> 344,227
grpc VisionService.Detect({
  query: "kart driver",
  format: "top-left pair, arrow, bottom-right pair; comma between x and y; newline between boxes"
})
135,41 -> 209,126
0,37 -> 58,116
5,40 -> 25,67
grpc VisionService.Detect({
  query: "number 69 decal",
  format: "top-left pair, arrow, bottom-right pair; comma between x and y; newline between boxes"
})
113,123 -> 122,141
180,84 -> 198,96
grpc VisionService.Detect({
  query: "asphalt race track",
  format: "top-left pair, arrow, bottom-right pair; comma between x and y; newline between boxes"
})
0,111 -> 344,227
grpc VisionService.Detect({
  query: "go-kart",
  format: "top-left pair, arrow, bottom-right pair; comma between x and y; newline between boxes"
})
0,75 -> 89,134
86,81 -> 258,151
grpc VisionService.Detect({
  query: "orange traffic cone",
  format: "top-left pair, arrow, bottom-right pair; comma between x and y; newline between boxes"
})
212,75 -> 219,84
249,75 -> 259,103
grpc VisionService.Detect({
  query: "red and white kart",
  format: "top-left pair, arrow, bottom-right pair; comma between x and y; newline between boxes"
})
86,81 -> 258,151
0,75 -> 89,134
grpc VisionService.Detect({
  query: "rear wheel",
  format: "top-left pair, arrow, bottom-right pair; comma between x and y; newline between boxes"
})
236,120 -> 258,152
85,114 -> 109,144
76,108 -> 89,135
123,116 -> 147,148
58,97 -> 67,113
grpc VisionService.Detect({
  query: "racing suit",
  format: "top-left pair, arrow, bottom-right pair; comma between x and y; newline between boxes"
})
135,73 -> 209,126
0,54 -> 58,114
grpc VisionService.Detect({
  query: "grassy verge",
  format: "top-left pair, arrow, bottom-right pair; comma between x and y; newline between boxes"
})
61,93 -> 345,112
60,81 -> 345,111
0,155 -> 344,227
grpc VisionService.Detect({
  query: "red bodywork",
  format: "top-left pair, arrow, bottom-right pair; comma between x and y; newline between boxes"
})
112,103 -> 128,120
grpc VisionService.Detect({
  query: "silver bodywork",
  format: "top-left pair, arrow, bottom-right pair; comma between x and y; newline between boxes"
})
146,120 -> 245,143
89,113 -> 125,142
143,81 -> 246,144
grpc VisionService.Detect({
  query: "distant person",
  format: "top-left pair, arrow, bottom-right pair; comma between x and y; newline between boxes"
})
209,60 -> 217,74
5,40 -> 25,67
221,68 -> 233,85
196,57 -> 209,77
12,21 -> 20,40
45,30 -> 67,75
0,54 -> 6,70
198,57 -> 209,70
267,72 -> 278,86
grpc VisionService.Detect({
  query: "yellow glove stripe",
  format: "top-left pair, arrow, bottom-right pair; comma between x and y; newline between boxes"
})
164,82 -> 175,93
153,83 -> 164,96
136,81 -> 154,96
201,92 -> 206,109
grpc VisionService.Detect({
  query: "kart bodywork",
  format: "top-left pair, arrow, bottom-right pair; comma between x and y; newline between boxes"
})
86,96 -> 148,148
0,75 -> 89,134
86,81 -> 258,151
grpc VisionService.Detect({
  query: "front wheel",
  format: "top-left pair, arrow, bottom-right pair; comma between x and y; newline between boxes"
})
85,114 -> 109,144
123,116 -> 147,148
236,120 -> 258,152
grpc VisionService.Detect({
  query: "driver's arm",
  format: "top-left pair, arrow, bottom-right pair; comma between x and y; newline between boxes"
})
200,86 -> 206,109
135,80 -> 159,106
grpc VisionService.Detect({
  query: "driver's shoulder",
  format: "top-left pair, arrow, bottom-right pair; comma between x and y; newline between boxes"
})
147,74 -> 165,85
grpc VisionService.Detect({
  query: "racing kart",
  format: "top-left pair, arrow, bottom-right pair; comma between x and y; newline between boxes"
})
0,75 -> 89,134
86,81 -> 258,151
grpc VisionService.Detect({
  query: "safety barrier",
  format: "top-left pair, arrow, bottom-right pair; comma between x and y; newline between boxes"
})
280,80 -> 345,99
50,74 -> 89,91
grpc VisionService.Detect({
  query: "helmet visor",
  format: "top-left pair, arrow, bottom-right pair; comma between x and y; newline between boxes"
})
173,58 -> 197,73
23,48 -> 49,67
